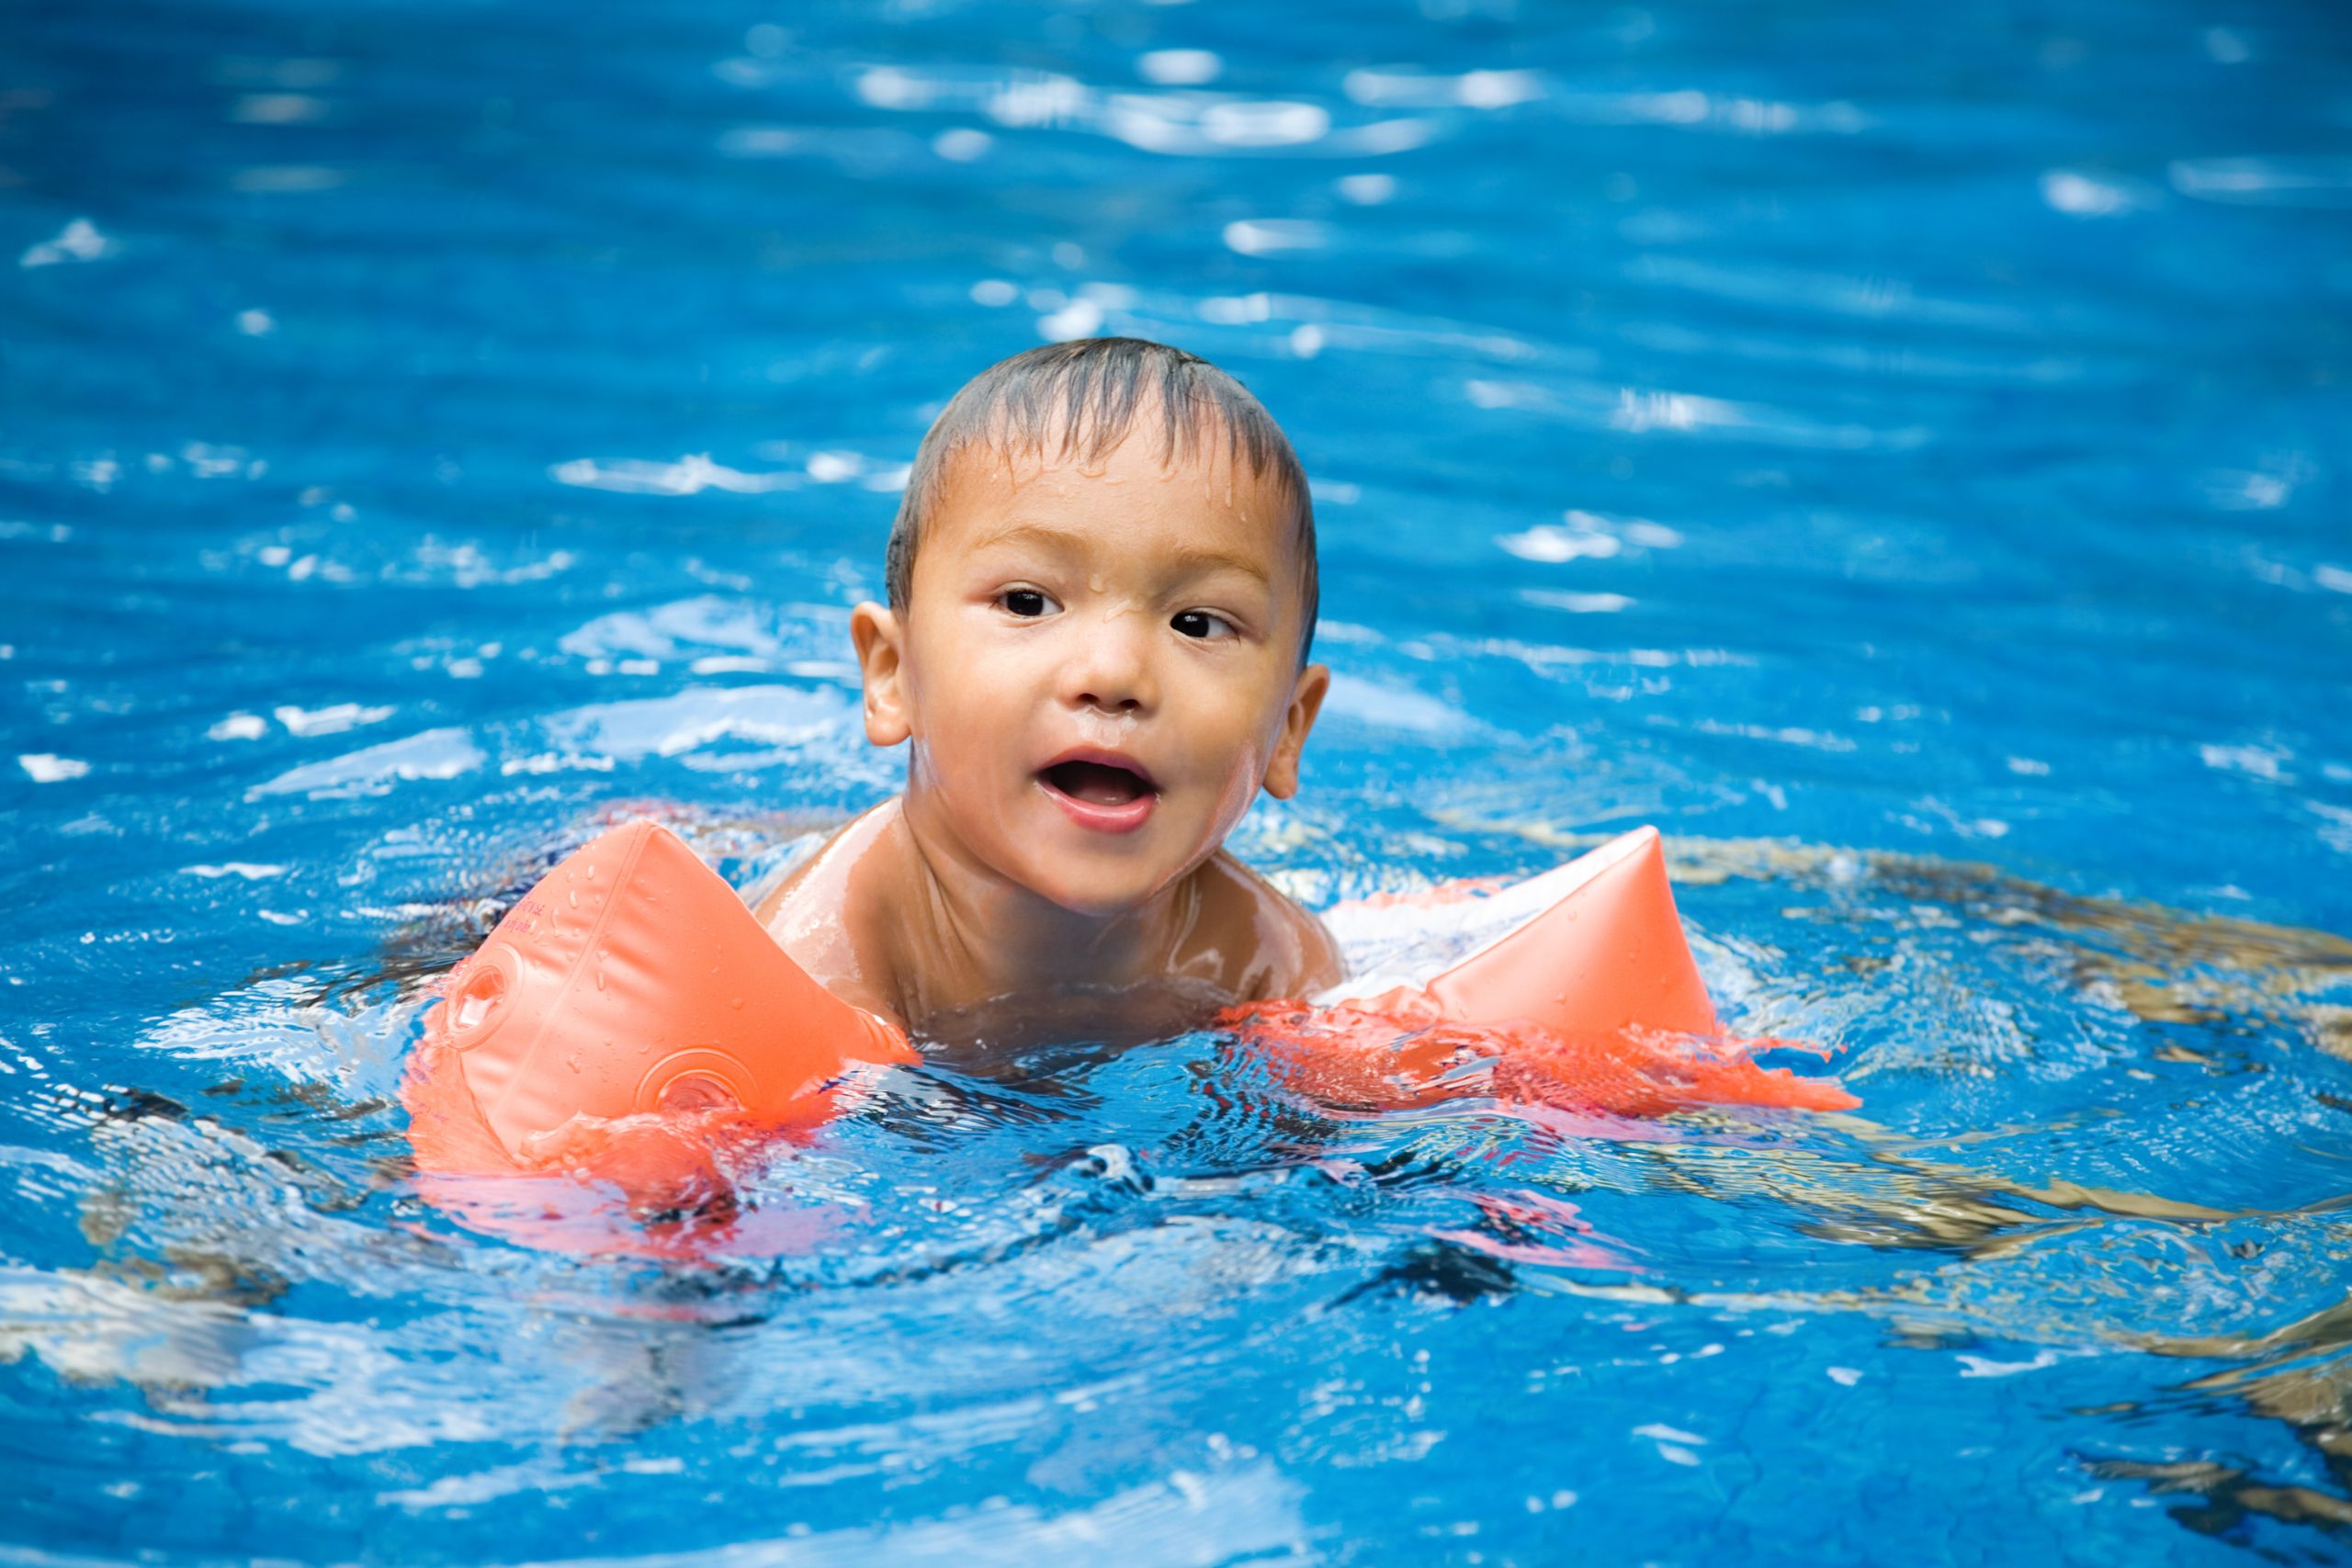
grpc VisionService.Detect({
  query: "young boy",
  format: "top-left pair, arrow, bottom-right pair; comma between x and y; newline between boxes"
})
754,338 -> 1343,1048
407,344 -> 1838,1202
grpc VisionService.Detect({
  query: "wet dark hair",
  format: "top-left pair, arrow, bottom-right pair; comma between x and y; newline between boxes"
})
885,337 -> 1317,660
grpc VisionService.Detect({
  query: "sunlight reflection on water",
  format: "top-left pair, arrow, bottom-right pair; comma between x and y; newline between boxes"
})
4,0 -> 2351,1562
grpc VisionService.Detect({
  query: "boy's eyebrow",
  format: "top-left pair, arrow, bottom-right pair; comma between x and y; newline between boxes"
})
967,523 -> 1275,589
965,521 -> 1088,558
1164,545 -> 1272,588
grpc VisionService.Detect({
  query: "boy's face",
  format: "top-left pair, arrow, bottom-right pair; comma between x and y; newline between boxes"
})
853,423 -> 1328,919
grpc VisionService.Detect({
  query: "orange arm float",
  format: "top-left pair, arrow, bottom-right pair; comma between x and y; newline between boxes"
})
401,819 -> 915,1202
400,820 -> 1849,1250
1223,828 -> 1857,1117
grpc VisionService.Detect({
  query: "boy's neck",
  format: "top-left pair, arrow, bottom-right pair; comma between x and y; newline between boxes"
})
890,785 -> 1200,1023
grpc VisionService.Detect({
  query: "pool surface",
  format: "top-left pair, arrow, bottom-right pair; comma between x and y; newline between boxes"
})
6,0 -> 2352,1562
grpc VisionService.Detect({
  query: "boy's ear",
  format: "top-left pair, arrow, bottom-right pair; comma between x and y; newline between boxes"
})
850,602 -> 911,747
1260,662 -> 1330,801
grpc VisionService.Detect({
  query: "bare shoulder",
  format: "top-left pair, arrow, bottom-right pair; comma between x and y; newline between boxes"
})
753,809 -> 858,923
1192,851 -> 1345,1002
753,803 -> 906,1021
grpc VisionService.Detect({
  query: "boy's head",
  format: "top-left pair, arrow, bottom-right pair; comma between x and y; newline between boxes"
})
884,338 -> 1317,657
851,338 -> 1329,918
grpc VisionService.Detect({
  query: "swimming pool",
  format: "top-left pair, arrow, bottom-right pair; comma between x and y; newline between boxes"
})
5,0 -> 2350,1561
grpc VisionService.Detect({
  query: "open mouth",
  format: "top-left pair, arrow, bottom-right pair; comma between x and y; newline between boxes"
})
1042,759 -> 1157,807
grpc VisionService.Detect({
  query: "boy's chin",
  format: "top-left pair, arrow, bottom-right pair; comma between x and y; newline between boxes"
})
1022,863 -> 1172,920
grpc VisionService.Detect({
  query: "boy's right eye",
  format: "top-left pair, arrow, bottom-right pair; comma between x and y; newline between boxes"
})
999,588 -> 1056,618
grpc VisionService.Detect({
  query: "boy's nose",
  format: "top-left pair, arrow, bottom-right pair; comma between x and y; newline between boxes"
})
1059,615 -> 1157,715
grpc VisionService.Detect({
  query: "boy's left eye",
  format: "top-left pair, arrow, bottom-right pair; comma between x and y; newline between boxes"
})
1170,609 -> 1238,641
999,588 -> 1057,618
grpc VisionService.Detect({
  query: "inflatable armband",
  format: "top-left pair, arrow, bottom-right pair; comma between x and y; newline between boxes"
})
1223,827 -> 1856,1118
400,818 -> 1851,1253
401,819 -> 914,1240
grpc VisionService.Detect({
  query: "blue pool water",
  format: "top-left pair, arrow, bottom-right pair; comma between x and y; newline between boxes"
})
6,0 -> 2352,1561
